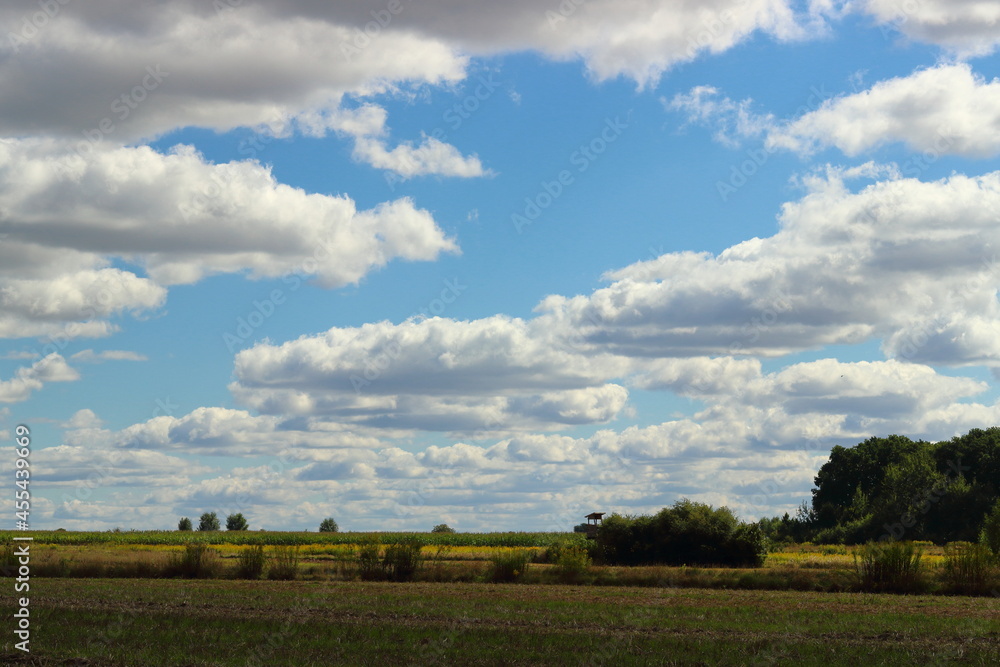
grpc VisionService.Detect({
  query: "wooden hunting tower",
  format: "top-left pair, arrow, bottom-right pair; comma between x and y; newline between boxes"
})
584,512 -> 604,538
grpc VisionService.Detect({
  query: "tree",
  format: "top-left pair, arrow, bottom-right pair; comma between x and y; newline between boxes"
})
981,500 -> 1000,556
226,512 -> 249,531
198,512 -> 220,531
431,523 -> 455,533
318,517 -> 339,533
177,517 -> 193,531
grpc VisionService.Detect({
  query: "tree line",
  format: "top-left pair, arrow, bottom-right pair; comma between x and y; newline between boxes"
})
761,427 -> 1000,545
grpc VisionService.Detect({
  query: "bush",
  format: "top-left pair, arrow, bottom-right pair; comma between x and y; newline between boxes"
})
226,513 -> 249,531
383,540 -> 423,582
942,542 -> 996,595
854,541 -> 924,593
197,512 -> 220,532
177,517 -> 192,531
354,538 -> 423,581
595,500 -> 767,567
168,542 -> 219,578
319,517 -> 339,533
553,545 -> 592,583
487,549 -> 531,583
431,524 -> 455,534
980,500 -> 1000,557
357,539 -> 383,581
235,544 -> 266,579
268,545 -> 300,580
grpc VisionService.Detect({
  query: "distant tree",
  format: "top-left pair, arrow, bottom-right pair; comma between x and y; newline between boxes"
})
318,517 -> 339,533
178,517 -> 193,531
431,523 -> 455,534
226,513 -> 249,531
198,512 -> 220,531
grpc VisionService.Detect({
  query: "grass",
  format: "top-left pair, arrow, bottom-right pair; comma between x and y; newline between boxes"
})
4,578 -> 999,666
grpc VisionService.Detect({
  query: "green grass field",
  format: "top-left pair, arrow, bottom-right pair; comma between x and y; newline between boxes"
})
3,578 -> 999,665
4,533 -> 1000,664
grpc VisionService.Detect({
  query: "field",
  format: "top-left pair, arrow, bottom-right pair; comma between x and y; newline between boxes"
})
3,532 -> 1000,664
3,579 -> 999,665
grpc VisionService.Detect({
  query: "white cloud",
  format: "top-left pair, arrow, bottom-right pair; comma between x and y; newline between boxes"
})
769,64 -> 1000,157
0,354 -> 79,403
865,0 -> 1000,57
67,407 -> 382,456
0,139 -> 458,287
667,86 -> 776,147
22,444 -> 209,487
538,166 -> 1000,366
63,408 -> 103,430
70,350 -> 148,363
302,104 -> 490,178
0,4 -> 468,142
230,316 -> 631,433
0,138 -> 458,337
353,135 -> 489,179
0,1 -> 811,144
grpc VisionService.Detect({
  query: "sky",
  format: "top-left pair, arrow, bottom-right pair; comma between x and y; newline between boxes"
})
3,0 -> 1000,532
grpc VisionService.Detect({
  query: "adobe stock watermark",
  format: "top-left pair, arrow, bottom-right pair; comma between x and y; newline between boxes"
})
512,114 -> 630,233
6,0 -> 72,54
546,0 -> 587,28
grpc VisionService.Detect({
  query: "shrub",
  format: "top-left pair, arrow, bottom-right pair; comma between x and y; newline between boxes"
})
487,549 -> 531,583
235,544 -> 266,579
595,500 -> 767,567
226,513 -> 249,531
383,540 -> 423,582
854,541 -> 924,593
168,542 -> 219,578
319,517 -> 339,533
431,524 -> 455,534
177,517 -> 192,531
197,512 -> 220,532
357,539 -> 383,581
0,541 -> 15,577
942,542 -> 996,595
981,500 -> 1000,558
268,545 -> 300,580
553,545 -> 592,583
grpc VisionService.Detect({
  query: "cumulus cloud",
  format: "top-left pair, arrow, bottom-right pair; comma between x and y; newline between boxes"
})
865,0 -> 1000,57
0,3 -> 468,142
63,408 -> 103,430
27,445 -> 209,487
0,138 -> 458,337
0,353 -> 79,403
0,139 -> 458,287
230,316 -> 631,433
538,166 -> 1000,366
769,64 -> 1000,157
66,407 -> 382,456
0,0 -> 811,142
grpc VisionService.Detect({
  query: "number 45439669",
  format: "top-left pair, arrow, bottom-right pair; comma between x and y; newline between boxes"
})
15,425 -> 30,522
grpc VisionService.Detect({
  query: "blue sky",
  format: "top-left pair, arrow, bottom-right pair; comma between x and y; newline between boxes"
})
4,0 -> 1000,531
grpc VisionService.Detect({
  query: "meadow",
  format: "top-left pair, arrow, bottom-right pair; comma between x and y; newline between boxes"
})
3,579 -> 999,665
3,531 -> 1000,664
